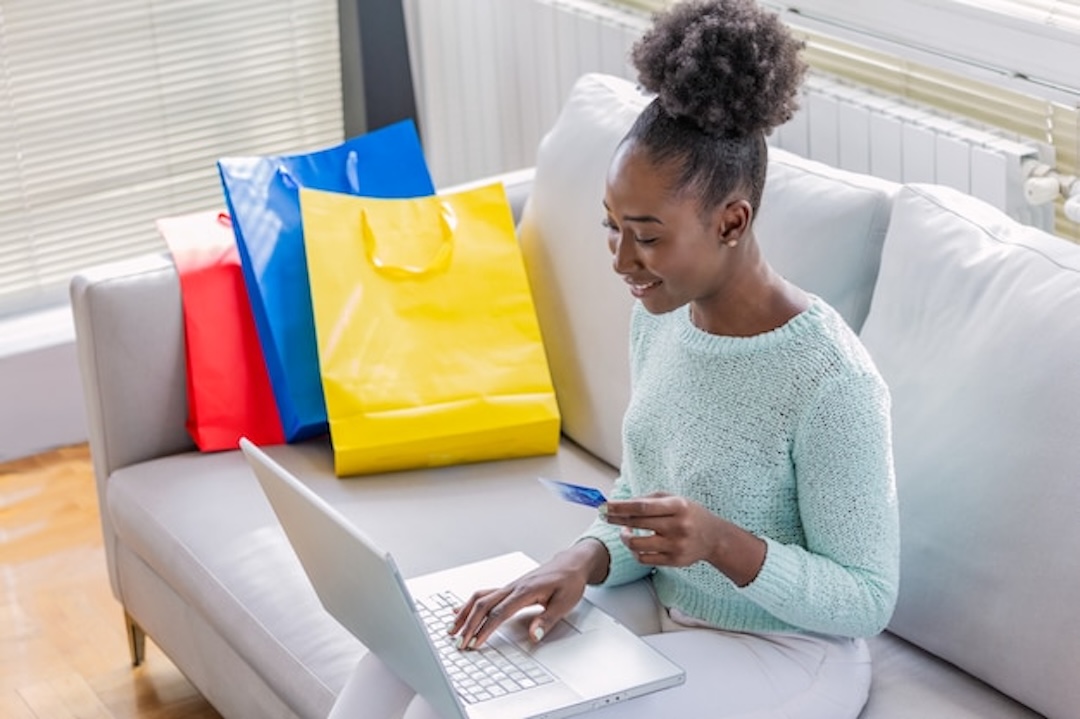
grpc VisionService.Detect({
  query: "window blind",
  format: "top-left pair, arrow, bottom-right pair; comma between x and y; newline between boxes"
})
0,0 -> 344,318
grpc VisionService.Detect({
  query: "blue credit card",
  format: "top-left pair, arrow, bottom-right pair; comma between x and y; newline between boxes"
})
537,477 -> 607,508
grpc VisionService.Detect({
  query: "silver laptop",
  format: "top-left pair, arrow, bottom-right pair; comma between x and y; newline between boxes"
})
240,438 -> 684,719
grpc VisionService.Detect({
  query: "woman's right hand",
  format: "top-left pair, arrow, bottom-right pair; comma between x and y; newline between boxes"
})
448,539 -> 610,650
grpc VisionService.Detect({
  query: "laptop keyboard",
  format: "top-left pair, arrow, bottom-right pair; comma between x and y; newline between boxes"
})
418,591 -> 555,705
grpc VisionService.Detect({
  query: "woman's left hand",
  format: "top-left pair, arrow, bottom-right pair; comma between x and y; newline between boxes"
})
602,493 -> 766,586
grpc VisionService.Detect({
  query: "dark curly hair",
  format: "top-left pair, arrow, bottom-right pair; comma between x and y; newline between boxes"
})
624,0 -> 806,215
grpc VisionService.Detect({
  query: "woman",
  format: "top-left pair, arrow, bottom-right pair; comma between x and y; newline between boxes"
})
451,1 -> 900,716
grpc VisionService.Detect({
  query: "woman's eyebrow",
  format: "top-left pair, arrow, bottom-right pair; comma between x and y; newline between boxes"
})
602,202 -> 664,225
622,214 -> 663,225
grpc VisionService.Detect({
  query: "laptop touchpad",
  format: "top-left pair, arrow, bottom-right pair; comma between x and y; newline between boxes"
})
499,606 -> 580,647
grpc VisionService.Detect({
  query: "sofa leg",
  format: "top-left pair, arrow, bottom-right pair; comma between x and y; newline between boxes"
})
125,611 -> 146,667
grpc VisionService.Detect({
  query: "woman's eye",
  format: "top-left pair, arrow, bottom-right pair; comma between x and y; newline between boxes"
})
601,217 -> 655,245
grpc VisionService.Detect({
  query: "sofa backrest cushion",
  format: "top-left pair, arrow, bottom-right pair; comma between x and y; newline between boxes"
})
858,184 -> 1080,719
518,74 -> 642,469
755,152 -> 897,331
519,72 -> 898,468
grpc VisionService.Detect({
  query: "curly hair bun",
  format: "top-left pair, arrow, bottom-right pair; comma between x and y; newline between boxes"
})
632,0 -> 807,138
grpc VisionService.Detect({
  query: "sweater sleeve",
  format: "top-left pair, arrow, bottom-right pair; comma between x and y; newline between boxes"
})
578,475 -> 654,587
739,371 -> 900,637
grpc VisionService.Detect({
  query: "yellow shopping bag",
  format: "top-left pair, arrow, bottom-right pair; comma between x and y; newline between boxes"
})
301,183 -> 561,476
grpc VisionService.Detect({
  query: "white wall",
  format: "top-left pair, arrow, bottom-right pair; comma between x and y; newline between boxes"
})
0,308 -> 87,462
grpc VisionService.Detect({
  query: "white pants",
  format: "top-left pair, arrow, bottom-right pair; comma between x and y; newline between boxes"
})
572,615 -> 871,719
328,581 -> 871,719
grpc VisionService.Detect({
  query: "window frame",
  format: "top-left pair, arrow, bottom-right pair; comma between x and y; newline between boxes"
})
764,1 -> 1079,101
623,1 -> 1080,100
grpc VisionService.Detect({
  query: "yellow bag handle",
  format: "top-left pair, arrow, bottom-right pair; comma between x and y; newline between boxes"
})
361,200 -> 456,279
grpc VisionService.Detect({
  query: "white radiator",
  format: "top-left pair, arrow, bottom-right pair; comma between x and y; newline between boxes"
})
777,74 -> 1053,229
405,0 -> 1052,229
404,0 -> 645,185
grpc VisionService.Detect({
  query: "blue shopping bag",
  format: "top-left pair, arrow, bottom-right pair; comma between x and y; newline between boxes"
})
219,119 -> 434,441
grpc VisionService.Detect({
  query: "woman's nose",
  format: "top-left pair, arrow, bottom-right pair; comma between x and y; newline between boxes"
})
610,233 -> 637,274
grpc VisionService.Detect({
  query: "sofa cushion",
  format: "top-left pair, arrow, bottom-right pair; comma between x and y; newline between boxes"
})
858,184 -> 1080,719
754,151 -> 897,332
518,73 -> 643,469
519,72 -> 898,468
860,632 -> 1042,719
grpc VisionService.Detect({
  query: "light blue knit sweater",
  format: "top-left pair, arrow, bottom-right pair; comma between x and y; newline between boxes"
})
582,298 -> 900,638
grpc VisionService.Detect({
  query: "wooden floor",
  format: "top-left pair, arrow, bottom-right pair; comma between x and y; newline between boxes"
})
0,444 -> 222,719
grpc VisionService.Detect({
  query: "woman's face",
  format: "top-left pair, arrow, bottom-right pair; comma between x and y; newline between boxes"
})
603,141 -> 746,316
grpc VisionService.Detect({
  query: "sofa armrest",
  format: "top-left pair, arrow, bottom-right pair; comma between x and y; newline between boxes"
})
439,167 -> 535,224
501,167 -> 536,223
71,252 -> 194,485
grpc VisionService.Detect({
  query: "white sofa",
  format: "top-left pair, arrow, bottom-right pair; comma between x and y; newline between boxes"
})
71,73 -> 1080,718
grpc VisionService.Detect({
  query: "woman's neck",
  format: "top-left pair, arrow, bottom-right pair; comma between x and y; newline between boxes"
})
690,247 -> 809,337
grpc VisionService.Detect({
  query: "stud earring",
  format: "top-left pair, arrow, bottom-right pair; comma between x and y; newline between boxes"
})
725,239 -> 738,248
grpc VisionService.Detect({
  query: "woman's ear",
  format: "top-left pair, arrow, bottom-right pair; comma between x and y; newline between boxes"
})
717,198 -> 753,248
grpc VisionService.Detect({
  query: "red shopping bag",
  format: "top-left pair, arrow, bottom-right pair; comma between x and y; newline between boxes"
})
159,210 -> 284,451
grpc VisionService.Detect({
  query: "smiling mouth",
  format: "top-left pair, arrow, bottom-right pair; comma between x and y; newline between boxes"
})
626,278 -> 661,296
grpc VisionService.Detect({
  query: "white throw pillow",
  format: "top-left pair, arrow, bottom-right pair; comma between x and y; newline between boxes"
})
859,184 -> 1080,719
756,151 -> 897,331
519,73 -> 644,469
519,72 -> 897,467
